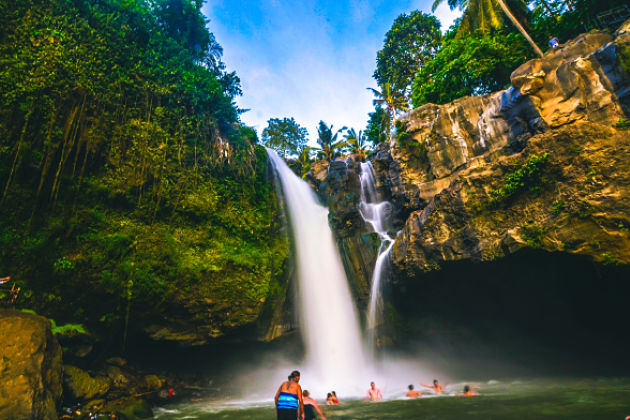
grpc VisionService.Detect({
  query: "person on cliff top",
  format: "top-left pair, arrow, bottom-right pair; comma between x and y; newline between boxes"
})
275,370 -> 304,420
549,35 -> 559,49
302,390 -> 327,420
421,379 -> 444,394
365,381 -> 383,401
406,384 -> 422,398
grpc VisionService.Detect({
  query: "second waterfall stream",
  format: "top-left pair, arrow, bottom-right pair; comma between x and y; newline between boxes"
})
358,161 -> 397,349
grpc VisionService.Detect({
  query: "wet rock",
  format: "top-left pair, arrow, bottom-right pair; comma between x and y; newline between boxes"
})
64,365 -> 111,401
102,397 -> 153,419
0,309 -> 62,420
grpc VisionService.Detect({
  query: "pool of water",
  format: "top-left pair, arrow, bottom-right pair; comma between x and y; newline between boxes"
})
154,378 -> 630,419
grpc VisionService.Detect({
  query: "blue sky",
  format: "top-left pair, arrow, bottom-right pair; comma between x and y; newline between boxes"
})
203,0 -> 460,142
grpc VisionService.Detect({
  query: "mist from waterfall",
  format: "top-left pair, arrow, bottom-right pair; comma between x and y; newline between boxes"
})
358,162 -> 396,348
266,149 -> 368,396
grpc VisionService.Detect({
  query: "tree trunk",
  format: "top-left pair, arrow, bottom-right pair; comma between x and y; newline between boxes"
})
496,0 -> 544,58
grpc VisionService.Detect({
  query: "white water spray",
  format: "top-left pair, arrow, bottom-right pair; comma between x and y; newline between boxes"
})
358,162 -> 397,346
267,150 -> 368,396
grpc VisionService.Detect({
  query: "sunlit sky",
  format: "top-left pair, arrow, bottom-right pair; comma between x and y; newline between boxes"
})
203,0 -> 461,141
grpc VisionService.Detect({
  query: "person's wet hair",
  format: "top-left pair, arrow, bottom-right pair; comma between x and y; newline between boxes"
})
289,370 -> 300,380
303,390 -> 310,397
327,392 -> 332,398
464,385 -> 470,392
408,384 -> 414,390
433,379 -> 438,384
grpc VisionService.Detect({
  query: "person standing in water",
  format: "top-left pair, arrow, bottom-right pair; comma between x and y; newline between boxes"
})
421,379 -> 443,394
331,391 -> 339,404
365,381 -> 383,401
275,370 -> 304,420
302,390 -> 327,420
406,384 -> 422,398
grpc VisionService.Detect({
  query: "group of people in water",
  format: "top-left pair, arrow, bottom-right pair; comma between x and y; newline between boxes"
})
275,371 -> 476,419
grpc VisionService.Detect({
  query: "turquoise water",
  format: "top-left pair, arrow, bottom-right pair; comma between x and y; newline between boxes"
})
154,378 -> 630,419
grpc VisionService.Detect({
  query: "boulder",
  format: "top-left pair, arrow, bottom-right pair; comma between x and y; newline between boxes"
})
63,365 -> 111,401
102,397 -> 153,419
0,310 -> 63,420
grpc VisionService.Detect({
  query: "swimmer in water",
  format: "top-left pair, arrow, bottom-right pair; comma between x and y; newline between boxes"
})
331,391 -> 339,404
326,393 -> 334,405
274,370 -> 304,420
461,385 -> 476,396
302,390 -> 327,420
365,381 -> 383,401
420,379 -> 443,394
406,384 -> 422,398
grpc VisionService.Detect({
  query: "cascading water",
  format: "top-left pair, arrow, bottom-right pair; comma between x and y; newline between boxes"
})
266,149 -> 368,395
358,162 -> 396,348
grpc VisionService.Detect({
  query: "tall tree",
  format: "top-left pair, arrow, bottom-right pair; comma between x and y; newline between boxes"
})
412,30 -> 534,106
432,0 -> 544,57
315,121 -> 347,161
365,105 -> 389,145
297,146 -> 314,178
367,82 -> 409,141
374,11 -> 442,100
344,128 -> 370,160
261,117 -> 308,158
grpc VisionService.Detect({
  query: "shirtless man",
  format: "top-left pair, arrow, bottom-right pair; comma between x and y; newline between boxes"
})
302,390 -> 326,420
406,384 -> 422,398
420,379 -> 443,394
274,370 -> 304,420
365,381 -> 382,401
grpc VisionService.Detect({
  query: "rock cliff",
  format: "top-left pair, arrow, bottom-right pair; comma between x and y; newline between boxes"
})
315,22 -> 630,319
0,310 -> 63,420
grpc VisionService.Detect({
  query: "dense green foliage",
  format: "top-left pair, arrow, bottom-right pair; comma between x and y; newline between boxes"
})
374,11 -> 441,100
364,105 -> 389,145
488,153 -> 549,207
412,30 -> 533,106
394,120 -> 429,164
529,0 -> 630,50
261,117 -> 309,158
0,0 -> 288,344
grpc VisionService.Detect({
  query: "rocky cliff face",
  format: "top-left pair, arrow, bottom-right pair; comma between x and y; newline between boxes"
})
0,310 -> 63,420
386,25 -> 630,274
315,22 -> 630,321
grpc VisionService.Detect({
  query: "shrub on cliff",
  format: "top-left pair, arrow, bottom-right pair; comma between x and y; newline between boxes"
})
412,30 -> 533,106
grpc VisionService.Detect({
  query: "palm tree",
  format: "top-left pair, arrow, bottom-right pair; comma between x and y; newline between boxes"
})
297,146 -> 313,178
367,82 -> 409,141
315,121 -> 348,161
432,0 -> 544,58
344,128 -> 370,161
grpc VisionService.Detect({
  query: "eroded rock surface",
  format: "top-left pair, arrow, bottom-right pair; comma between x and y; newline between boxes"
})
0,310 -> 63,420
315,21 -> 630,294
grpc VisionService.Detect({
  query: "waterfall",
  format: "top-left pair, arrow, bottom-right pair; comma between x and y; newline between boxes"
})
266,149 -> 367,395
358,162 -> 396,347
